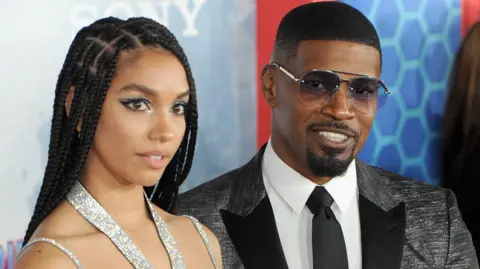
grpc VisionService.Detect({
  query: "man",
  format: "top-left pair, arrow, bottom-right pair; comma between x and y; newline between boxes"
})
176,2 -> 479,269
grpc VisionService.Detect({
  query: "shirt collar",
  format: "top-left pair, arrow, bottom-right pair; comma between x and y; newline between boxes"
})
262,139 -> 357,215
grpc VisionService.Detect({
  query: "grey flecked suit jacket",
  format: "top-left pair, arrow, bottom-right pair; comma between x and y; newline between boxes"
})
176,145 -> 479,269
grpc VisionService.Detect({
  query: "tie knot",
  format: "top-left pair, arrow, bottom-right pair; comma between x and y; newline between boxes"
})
306,186 -> 334,214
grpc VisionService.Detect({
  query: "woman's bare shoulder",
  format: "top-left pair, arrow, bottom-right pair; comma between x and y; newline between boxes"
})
15,241 -> 79,269
197,222 -> 223,268
15,201 -> 100,269
151,205 -> 192,228
153,205 -> 223,268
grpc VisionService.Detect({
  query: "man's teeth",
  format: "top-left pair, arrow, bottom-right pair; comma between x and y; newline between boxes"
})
318,131 -> 348,142
149,155 -> 163,160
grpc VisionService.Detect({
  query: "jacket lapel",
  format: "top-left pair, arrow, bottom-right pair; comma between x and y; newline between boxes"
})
220,144 -> 289,269
218,149 -> 406,269
356,161 -> 406,269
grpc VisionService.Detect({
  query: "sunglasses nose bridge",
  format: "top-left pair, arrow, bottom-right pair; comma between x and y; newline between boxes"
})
332,78 -> 351,96
340,78 -> 351,87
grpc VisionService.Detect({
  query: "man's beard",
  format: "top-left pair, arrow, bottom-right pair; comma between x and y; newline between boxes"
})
306,143 -> 356,178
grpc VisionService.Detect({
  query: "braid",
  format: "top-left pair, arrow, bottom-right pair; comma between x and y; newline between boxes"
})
24,26 -> 96,238
23,17 -> 198,244
24,31 -> 103,241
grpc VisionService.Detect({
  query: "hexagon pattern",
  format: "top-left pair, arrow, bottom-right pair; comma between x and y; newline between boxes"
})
348,0 -> 461,185
399,19 -> 424,61
400,68 -> 424,108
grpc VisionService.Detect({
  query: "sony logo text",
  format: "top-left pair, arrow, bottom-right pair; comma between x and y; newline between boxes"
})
70,0 -> 206,37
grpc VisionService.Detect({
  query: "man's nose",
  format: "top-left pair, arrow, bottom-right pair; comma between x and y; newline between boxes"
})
320,83 -> 355,120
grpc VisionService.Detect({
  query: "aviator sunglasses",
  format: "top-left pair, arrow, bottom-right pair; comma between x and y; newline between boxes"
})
271,63 -> 390,113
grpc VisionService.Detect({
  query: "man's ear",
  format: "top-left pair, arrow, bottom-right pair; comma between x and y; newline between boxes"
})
65,86 -> 82,132
261,64 -> 278,108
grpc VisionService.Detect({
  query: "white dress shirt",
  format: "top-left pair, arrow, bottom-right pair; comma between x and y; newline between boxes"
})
262,141 -> 362,269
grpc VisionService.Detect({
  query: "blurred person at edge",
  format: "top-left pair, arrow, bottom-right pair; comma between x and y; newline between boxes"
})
177,2 -> 478,269
15,16 -> 221,269
443,21 -> 480,260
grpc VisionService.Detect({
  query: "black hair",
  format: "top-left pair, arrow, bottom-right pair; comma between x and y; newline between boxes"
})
23,16 -> 198,244
273,1 -> 381,59
442,22 -> 480,186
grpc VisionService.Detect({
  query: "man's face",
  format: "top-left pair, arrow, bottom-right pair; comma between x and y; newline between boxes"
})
264,40 -> 382,181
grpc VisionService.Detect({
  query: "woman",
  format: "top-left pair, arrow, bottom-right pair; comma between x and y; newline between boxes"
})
15,17 -> 222,269
442,21 -> 480,258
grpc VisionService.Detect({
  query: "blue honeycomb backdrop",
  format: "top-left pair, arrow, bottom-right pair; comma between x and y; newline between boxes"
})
340,0 -> 461,185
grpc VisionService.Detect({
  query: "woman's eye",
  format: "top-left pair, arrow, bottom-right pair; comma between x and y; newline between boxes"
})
171,102 -> 187,115
120,98 -> 152,112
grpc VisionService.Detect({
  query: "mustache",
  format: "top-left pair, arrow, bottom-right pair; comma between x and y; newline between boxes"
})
307,121 -> 358,137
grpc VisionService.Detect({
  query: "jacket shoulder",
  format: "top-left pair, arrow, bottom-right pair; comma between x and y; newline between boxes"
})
367,166 -> 478,267
371,165 -> 450,204
181,167 -> 242,197
176,166 -> 244,213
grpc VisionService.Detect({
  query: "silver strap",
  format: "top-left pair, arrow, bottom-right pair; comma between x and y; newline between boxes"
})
184,215 -> 219,269
67,181 -> 153,269
147,195 -> 187,268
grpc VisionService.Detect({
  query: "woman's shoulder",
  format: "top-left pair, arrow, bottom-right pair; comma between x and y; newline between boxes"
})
16,238 -> 80,269
16,201 -> 102,268
151,204 -> 202,231
181,215 -> 222,268
153,205 -> 222,268
191,219 -> 222,268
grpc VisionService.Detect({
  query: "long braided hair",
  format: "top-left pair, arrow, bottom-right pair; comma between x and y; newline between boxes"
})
23,17 -> 198,244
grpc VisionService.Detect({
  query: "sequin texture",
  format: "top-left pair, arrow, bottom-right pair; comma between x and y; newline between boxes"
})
19,181 -> 218,269
67,181 -> 187,269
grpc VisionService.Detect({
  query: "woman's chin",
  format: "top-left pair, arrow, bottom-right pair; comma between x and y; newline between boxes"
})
126,169 -> 164,187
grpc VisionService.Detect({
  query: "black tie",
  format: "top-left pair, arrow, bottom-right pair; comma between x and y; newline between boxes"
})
306,186 -> 349,269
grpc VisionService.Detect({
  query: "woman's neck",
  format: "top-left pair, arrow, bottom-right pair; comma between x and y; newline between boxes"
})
79,154 -> 153,232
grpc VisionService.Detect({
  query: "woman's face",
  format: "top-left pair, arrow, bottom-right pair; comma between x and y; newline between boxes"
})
83,48 -> 190,187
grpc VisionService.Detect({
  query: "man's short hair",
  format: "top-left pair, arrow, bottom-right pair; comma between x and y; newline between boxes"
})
274,2 -> 381,59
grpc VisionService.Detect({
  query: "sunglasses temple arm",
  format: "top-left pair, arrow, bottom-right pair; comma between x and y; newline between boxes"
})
279,66 -> 300,82
380,81 -> 391,94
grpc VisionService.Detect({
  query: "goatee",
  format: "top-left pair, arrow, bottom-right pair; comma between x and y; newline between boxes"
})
306,144 -> 356,178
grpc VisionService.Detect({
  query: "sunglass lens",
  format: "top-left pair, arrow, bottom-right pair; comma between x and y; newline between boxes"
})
299,71 -> 339,102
